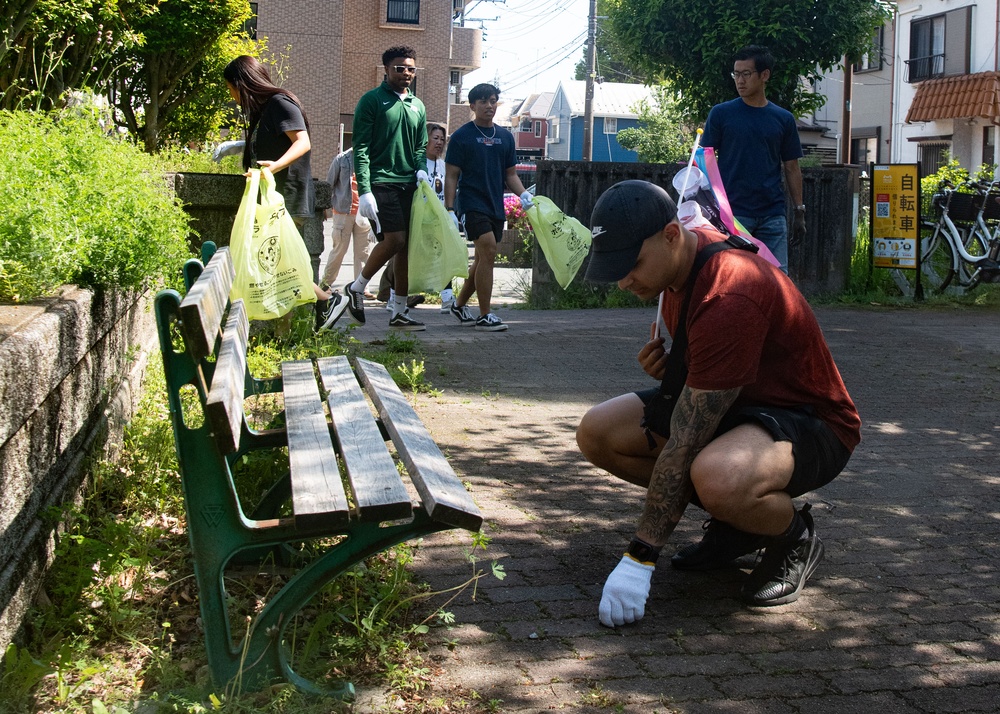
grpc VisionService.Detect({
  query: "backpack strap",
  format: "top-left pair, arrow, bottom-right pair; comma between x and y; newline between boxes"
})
640,235 -> 758,449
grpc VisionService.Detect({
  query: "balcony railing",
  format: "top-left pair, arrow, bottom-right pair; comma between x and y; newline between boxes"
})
905,53 -> 945,83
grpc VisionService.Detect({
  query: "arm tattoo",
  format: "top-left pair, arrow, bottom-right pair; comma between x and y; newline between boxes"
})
637,385 -> 741,544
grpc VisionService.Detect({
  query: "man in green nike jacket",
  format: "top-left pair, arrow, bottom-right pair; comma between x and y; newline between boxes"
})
342,46 -> 429,331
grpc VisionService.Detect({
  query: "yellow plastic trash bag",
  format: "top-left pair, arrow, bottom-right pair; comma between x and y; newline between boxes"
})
408,181 -> 469,293
525,195 -> 592,289
229,168 -> 315,320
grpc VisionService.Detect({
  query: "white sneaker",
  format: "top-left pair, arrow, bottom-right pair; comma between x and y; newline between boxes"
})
474,312 -> 508,332
440,298 -> 455,313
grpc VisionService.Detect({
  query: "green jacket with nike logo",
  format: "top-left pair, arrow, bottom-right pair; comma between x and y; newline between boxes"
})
352,81 -> 427,196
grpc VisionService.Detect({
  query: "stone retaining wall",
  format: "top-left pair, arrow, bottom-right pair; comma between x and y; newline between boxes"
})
0,287 -> 156,652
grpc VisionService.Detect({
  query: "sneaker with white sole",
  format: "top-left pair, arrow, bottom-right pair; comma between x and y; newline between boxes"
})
440,298 -> 455,313
314,293 -> 349,333
450,303 -> 476,326
388,311 -> 426,331
741,504 -> 824,606
343,282 -> 366,324
475,313 -> 508,331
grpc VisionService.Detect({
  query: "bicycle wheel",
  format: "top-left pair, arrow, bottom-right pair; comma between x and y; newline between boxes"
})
920,221 -> 959,292
957,227 -> 989,288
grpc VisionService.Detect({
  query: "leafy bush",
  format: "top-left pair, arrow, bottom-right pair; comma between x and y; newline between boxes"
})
0,110 -> 193,302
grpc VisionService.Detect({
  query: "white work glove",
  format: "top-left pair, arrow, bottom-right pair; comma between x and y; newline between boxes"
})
599,555 -> 654,628
212,140 -> 244,162
448,210 -> 460,231
358,192 -> 382,234
519,190 -> 534,210
416,169 -> 430,185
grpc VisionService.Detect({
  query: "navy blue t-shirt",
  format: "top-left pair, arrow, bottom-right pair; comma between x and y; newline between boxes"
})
702,98 -> 802,217
445,121 -> 517,221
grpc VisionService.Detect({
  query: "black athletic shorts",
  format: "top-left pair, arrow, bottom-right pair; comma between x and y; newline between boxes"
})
463,211 -> 505,243
371,183 -> 416,237
635,388 -> 851,497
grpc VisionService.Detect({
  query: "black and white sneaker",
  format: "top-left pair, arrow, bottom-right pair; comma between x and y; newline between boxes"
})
388,311 -> 426,331
343,282 -> 366,325
474,313 -> 508,331
671,518 -> 768,570
742,504 -> 824,606
314,293 -> 349,333
450,303 -> 476,326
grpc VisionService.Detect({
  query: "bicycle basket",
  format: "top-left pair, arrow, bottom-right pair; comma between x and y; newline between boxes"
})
983,192 -> 1000,221
946,192 -> 979,223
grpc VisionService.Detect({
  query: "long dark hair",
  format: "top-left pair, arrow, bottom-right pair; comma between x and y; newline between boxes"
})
223,55 -> 310,133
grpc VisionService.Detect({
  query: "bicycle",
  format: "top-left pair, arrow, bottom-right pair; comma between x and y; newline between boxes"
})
918,179 -> 1000,292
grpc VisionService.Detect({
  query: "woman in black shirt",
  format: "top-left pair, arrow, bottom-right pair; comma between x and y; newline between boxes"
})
224,55 -> 347,330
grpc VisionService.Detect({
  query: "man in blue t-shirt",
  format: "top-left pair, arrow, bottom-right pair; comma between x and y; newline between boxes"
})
444,83 -> 533,332
702,45 -> 804,274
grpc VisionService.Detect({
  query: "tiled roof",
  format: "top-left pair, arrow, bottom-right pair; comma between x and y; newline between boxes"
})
906,71 -> 1000,123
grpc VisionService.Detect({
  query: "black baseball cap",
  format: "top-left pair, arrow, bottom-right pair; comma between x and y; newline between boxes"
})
585,180 -> 678,282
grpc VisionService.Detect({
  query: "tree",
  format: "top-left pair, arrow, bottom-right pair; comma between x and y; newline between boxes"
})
104,0 -> 256,152
604,0 -> 893,121
574,0 -> 645,84
616,84 -> 692,164
0,0 -> 144,111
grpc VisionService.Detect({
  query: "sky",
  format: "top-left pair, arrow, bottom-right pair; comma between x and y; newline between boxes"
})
458,0 -> 591,104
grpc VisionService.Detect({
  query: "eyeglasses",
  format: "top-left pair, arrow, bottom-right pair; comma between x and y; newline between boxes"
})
731,70 -> 758,80
392,65 -> 419,74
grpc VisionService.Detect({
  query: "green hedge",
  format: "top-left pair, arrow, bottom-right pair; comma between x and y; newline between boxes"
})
0,111 -> 193,302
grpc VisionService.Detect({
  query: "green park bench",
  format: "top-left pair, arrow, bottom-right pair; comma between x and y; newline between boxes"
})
153,244 -> 483,698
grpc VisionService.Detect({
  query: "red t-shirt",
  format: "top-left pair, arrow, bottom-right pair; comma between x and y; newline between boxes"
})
660,229 -> 861,451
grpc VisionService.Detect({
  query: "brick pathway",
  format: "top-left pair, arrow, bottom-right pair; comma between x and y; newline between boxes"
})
345,302 -> 1000,713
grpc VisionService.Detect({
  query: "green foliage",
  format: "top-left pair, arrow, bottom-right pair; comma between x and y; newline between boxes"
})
615,84 -> 691,163
918,158 -> 996,214
574,1 -> 646,84
0,311 -> 504,711
604,0 -> 893,121
103,0 -> 258,152
0,0 -> 145,111
0,110 -> 192,302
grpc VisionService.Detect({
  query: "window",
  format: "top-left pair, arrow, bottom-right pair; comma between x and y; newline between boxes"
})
387,0 -> 420,24
534,121 -> 542,137
907,7 -> 971,82
918,142 -> 950,177
603,117 -> 618,134
983,127 -> 996,168
854,27 -> 883,72
850,137 -> 878,166
909,15 -> 945,81
519,119 -> 532,132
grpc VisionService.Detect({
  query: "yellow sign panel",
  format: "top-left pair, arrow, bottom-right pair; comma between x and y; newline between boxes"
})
871,164 -> 920,269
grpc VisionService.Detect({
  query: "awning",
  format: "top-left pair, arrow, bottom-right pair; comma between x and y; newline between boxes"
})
906,71 -> 1000,124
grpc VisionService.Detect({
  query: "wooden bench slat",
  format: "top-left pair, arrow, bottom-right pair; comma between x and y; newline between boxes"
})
282,360 -> 351,530
205,298 -> 249,454
354,358 -> 483,532
179,248 -> 234,361
316,357 -> 413,523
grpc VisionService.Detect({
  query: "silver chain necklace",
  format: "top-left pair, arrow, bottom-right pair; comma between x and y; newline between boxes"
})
474,122 -> 496,140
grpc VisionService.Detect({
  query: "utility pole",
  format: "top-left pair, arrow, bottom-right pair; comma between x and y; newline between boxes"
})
582,0 -> 597,161
841,56 -> 853,164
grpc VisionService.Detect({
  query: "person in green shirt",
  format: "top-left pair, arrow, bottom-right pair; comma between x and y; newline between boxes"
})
342,46 -> 429,331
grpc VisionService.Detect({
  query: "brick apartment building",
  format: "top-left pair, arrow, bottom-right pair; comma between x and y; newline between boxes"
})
253,0 -> 482,177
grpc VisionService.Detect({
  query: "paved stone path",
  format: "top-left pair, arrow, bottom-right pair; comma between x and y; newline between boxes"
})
324,236 -> 1000,714
332,253 -> 999,712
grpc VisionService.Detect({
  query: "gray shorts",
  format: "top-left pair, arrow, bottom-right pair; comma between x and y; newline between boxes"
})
636,388 -> 851,497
